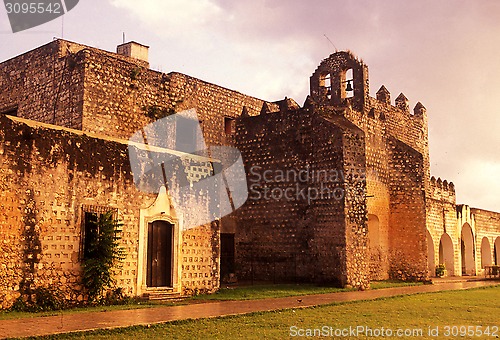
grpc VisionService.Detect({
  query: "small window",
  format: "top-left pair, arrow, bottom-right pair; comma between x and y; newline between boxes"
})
1,105 -> 18,116
224,117 -> 235,135
83,212 -> 99,260
80,205 -> 118,260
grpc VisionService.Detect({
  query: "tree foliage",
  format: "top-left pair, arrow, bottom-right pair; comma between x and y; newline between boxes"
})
82,211 -> 124,303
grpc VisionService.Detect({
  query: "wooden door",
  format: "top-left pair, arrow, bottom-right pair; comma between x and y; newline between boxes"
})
146,221 -> 173,287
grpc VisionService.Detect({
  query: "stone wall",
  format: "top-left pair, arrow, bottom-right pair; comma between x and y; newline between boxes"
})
426,177 -> 457,276
387,138 -> 428,281
79,43 -> 270,145
0,115 -> 219,308
235,105 -> 369,288
0,40 -> 86,129
0,39 -> 273,147
470,208 -> 500,273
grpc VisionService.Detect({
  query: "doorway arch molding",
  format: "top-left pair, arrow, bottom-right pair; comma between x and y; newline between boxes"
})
137,186 -> 182,296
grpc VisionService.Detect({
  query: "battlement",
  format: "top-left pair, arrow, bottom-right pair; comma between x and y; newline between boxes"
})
430,176 -> 456,203
308,51 -> 430,177
310,51 -> 426,118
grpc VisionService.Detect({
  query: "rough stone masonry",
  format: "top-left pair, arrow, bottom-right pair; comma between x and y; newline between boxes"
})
0,40 -> 499,308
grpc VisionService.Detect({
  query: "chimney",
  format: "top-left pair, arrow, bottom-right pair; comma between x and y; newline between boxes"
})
117,41 -> 149,64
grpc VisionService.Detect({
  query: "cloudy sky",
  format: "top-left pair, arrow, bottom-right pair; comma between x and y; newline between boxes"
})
1,0 -> 500,211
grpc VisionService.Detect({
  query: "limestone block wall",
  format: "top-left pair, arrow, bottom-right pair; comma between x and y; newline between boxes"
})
79,45 -> 270,145
361,111 -> 390,280
0,39 -> 273,148
0,185 -> 24,309
235,109 -> 329,283
387,137 -> 428,281
0,40 -> 87,129
426,177 -> 457,276
181,222 -> 220,291
470,208 -> 500,273
340,121 -> 369,288
235,107 -> 369,288
0,115 -> 219,309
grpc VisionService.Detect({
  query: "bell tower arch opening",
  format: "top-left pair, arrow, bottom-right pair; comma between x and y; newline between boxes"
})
319,73 -> 332,100
309,51 -> 369,111
343,68 -> 354,99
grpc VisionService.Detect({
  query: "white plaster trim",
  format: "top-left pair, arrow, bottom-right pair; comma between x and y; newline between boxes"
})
136,186 -> 182,296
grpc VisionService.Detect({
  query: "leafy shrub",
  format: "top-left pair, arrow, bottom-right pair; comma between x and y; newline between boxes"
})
435,264 -> 446,277
10,287 -> 67,312
82,211 -> 125,304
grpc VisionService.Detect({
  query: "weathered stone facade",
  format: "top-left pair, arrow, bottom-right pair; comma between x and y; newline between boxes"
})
0,114 -> 220,308
235,52 -> 429,286
235,105 -> 368,287
1,40 -> 500,307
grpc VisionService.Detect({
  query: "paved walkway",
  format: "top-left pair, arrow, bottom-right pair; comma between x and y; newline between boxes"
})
0,279 -> 498,339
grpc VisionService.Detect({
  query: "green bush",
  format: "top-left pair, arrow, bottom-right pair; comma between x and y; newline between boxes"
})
82,211 -> 125,304
10,287 -> 67,312
435,263 -> 446,277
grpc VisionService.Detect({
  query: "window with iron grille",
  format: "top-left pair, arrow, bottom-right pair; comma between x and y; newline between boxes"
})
80,205 -> 118,260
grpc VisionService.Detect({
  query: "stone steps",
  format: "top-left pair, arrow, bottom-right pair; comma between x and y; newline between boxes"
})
142,289 -> 182,301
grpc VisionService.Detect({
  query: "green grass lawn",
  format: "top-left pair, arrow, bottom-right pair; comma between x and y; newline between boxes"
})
369,280 -> 423,290
192,283 -> 351,301
0,301 -> 176,321
36,285 -> 500,339
0,280 -> 423,320
193,280 -> 422,301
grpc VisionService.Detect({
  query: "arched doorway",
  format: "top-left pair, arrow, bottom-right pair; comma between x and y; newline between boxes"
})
439,233 -> 454,276
461,223 -> 475,275
481,237 -> 492,269
426,230 -> 435,276
495,237 -> 500,265
137,186 -> 181,296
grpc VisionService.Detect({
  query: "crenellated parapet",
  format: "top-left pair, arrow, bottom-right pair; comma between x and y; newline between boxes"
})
309,51 -> 428,157
429,176 -> 456,204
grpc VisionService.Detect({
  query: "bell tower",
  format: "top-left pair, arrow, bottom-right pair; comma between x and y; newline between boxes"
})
310,51 -> 369,112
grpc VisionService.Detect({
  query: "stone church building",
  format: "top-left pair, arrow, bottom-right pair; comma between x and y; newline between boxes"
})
0,39 -> 499,307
